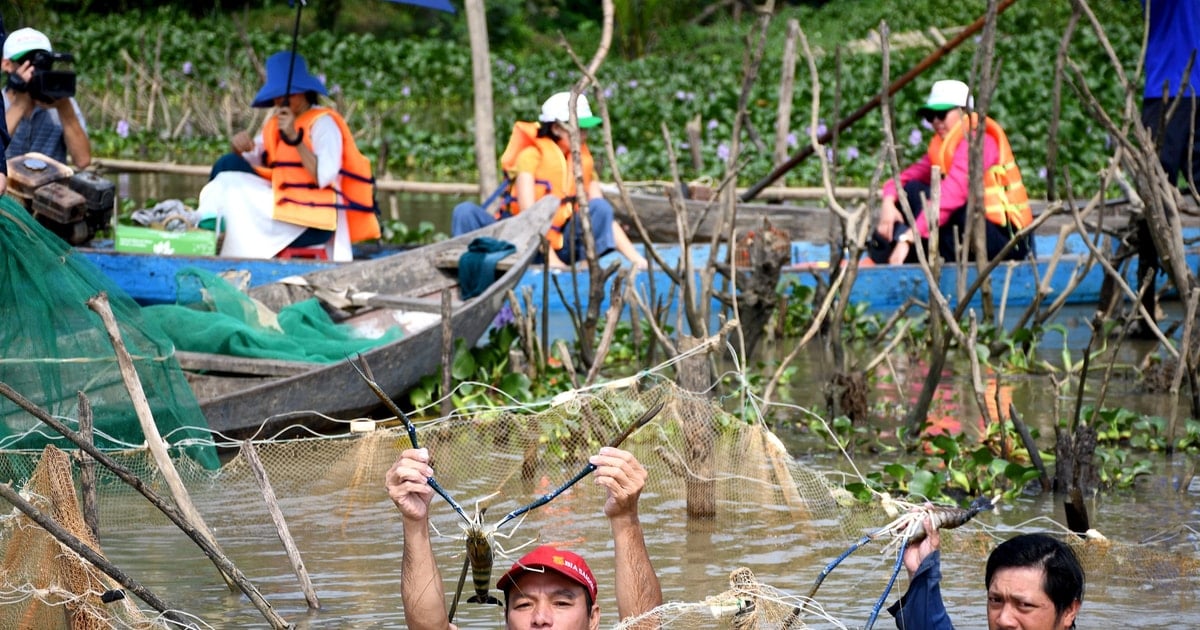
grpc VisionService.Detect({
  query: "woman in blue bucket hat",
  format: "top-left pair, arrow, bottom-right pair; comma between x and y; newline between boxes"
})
200,51 -> 380,261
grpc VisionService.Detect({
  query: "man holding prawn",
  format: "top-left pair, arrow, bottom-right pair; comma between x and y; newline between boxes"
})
387,446 -> 662,629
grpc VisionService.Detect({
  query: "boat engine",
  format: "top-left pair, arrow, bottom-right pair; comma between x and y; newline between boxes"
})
5,152 -> 115,245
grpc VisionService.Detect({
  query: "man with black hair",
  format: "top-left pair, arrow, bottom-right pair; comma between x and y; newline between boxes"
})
889,517 -> 1084,630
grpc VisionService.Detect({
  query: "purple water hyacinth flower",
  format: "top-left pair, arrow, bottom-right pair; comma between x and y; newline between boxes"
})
493,302 -> 515,328
627,79 -> 638,88
509,84 -> 519,96
401,85 -> 411,97
707,119 -> 718,131
845,146 -> 860,160
604,87 -> 613,99
675,90 -> 687,101
717,143 -> 730,161
680,142 -> 691,149
401,114 -> 411,124
816,119 -> 828,136
330,84 -> 343,95
1038,167 -> 1048,179
825,147 -> 834,161
318,73 -> 327,85
909,129 -> 923,146
116,120 -> 130,138
548,70 -> 557,79
616,145 -> 628,156
182,61 -> 193,75
787,132 -> 798,148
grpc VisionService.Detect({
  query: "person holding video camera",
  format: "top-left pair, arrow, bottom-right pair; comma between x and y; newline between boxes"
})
2,27 -> 90,169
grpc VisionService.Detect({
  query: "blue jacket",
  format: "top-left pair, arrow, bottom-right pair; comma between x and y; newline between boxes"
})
887,550 -> 956,630
1142,0 -> 1200,98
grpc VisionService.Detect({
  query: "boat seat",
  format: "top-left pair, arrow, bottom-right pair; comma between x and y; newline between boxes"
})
278,246 -> 329,260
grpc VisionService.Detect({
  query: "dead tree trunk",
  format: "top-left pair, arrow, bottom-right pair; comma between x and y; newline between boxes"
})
676,335 -> 717,519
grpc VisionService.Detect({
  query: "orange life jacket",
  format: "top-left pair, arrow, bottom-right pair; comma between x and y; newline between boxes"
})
498,121 -> 593,250
255,108 -> 381,242
927,113 -> 1032,230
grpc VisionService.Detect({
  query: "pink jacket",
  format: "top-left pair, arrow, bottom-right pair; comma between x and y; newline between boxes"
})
882,134 -> 999,237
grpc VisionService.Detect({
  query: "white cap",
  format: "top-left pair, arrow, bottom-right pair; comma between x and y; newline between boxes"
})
538,91 -> 602,128
918,80 -> 974,116
3,28 -> 52,61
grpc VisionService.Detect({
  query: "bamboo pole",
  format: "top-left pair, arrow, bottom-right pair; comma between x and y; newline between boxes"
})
774,19 -> 800,167
76,391 -> 100,540
0,481 -> 196,628
85,293 -> 236,591
741,0 -> 1020,201
242,440 -> 321,610
0,382 -> 289,629
440,288 -> 454,418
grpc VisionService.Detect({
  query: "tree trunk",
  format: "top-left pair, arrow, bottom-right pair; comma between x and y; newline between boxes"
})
465,0 -> 498,198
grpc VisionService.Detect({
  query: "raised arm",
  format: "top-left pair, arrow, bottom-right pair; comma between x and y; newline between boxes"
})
56,97 -> 90,169
387,448 -> 456,630
591,446 -> 662,620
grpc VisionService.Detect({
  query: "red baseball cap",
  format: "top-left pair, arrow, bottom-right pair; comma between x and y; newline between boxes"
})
496,545 -> 598,602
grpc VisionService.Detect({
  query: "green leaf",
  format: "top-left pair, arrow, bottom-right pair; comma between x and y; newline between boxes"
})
908,469 -> 939,500
451,339 -> 477,380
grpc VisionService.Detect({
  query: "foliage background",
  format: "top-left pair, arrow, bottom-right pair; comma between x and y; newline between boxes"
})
4,1 -> 1142,196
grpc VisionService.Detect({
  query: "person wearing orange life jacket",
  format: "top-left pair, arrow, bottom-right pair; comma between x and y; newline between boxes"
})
199,51 -> 379,261
451,91 -> 647,269
870,79 -> 1033,266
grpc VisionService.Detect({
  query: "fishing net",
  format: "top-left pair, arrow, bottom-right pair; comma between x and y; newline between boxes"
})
0,356 -> 1195,627
139,268 -> 404,363
0,445 -> 161,629
0,195 -> 217,470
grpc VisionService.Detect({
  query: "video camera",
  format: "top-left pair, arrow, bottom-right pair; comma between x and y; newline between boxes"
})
10,49 -> 75,103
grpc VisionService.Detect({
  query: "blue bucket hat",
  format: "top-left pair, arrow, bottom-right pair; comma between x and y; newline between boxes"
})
252,52 -> 327,108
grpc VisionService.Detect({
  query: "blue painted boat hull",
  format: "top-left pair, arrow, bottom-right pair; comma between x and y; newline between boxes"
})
515,231 -> 1200,324
77,247 -> 339,304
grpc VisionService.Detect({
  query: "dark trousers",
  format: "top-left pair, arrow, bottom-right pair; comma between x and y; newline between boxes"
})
868,180 -> 1032,264
1142,96 -> 1200,190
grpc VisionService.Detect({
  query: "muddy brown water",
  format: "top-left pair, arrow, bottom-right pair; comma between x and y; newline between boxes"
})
90,172 -> 1199,627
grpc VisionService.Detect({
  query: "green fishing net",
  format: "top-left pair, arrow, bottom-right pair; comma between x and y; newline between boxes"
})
141,269 -> 403,363
0,194 -> 218,470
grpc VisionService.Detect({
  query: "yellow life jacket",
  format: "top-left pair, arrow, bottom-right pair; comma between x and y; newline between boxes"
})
927,113 -> 1032,230
255,108 -> 381,242
498,121 -> 594,250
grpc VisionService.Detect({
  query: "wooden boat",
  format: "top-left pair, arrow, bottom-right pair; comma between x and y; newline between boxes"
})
516,229 -> 1200,339
178,196 -> 557,440
607,189 -> 835,243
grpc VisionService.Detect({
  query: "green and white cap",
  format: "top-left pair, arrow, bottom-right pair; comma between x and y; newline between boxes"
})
3,28 -> 52,61
917,80 -> 973,117
539,91 -> 602,129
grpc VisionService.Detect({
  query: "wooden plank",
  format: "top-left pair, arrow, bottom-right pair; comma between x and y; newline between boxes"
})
431,248 -> 518,271
175,351 -> 315,377
362,294 -> 446,313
